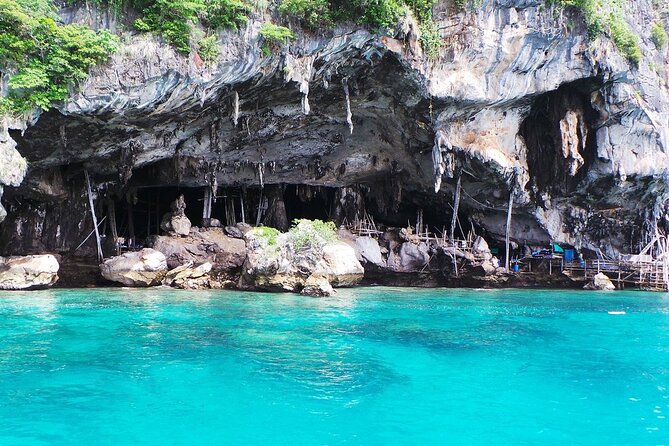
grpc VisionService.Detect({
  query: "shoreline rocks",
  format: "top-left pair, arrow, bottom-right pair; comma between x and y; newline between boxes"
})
100,248 -> 167,287
0,254 -> 59,290
584,272 -> 616,291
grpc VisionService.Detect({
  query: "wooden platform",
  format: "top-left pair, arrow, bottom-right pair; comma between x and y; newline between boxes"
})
564,259 -> 669,291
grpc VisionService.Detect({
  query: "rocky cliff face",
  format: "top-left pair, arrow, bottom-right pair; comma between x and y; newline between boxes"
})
1,0 -> 668,261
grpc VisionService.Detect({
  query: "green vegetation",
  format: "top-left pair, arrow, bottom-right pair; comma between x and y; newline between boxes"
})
278,0 -> 331,29
197,35 -> 220,64
651,21 -> 668,50
277,0 -> 441,58
258,22 -> 295,55
131,0 -> 249,54
607,12 -> 641,64
0,0 -> 118,115
549,0 -> 641,65
249,226 -> 280,247
288,219 -> 337,253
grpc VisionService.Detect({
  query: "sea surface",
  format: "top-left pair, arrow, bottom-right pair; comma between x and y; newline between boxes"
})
0,287 -> 668,445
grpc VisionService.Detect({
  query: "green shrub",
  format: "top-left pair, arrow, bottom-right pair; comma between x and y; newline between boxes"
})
203,0 -> 250,29
279,0 -> 331,29
287,219 -> 337,253
197,34 -> 220,64
419,15 -> 441,59
249,226 -> 281,246
608,13 -> 641,65
548,0 -> 642,65
259,22 -> 295,54
0,0 -> 118,114
651,22 -> 668,49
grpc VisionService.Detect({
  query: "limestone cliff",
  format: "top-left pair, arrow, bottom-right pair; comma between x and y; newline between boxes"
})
1,0 -> 668,261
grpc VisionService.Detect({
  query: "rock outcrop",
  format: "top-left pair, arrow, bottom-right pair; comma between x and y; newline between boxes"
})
240,223 -> 364,295
163,261 -> 215,289
0,254 -> 59,290
160,195 -> 191,236
100,248 -> 168,287
1,0 -> 668,283
150,228 -> 246,273
584,272 -> 616,291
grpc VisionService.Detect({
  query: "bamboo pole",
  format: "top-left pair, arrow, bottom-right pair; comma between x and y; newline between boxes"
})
108,199 -> 118,255
450,172 -> 461,242
127,199 -> 135,247
84,170 -> 103,262
504,187 -> 514,271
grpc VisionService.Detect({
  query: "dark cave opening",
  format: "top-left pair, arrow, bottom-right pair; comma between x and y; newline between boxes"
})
520,79 -> 601,198
283,184 -> 335,223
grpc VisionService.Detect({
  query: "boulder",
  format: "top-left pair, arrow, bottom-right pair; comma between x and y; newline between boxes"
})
472,236 -> 493,260
584,272 -> 616,291
224,225 -> 244,239
321,243 -> 364,286
150,228 -> 246,271
355,236 -> 384,266
0,254 -> 59,290
160,195 -> 191,236
240,226 -> 364,291
100,248 -> 167,287
397,242 -> 430,272
301,274 -> 335,297
163,262 -> 213,289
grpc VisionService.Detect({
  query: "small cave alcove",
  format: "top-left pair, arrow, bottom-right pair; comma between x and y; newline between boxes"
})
519,79 -> 601,198
283,184 -> 335,222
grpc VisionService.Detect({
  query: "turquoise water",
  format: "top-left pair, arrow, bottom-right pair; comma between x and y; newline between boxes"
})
0,288 -> 668,445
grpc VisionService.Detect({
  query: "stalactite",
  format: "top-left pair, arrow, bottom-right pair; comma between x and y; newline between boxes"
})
343,78 -> 353,134
232,91 -> 239,127
301,80 -> 310,115
257,162 -> 264,189
432,129 -> 454,192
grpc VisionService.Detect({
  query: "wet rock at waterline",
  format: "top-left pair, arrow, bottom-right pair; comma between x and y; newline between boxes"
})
0,254 -> 59,290
321,244 -> 364,286
301,274 -> 335,297
240,223 -> 363,294
584,272 -> 616,291
163,261 -> 214,289
100,248 -> 167,287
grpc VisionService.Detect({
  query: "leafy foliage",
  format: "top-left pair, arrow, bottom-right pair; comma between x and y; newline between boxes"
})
607,12 -> 641,64
287,219 -> 337,253
277,0 -> 440,57
278,0 -> 331,28
549,0 -> 642,65
197,34 -> 220,64
249,226 -> 281,246
259,21 -> 295,55
651,22 -> 668,50
0,0 -> 118,115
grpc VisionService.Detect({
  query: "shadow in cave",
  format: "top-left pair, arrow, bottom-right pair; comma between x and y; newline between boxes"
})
519,78 -> 602,199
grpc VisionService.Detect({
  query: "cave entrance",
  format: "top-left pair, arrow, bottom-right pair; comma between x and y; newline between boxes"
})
283,184 -> 335,223
519,78 -> 601,198
110,186 -> 260,247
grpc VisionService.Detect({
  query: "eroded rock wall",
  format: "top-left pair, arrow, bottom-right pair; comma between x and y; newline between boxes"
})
1,0 -> 668,260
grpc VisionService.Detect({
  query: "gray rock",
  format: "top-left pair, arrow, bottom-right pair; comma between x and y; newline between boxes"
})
100,248 -> 167,287
224,225 -> 244,239
300,274 -> 335,297
150,229 -> 246,271
584,272 -> 616,291
321,243 -> 364,287
170,215 -> 192,236
0,254 -> 59,290
398,242 -> 429,272
355,236 -> 384,266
